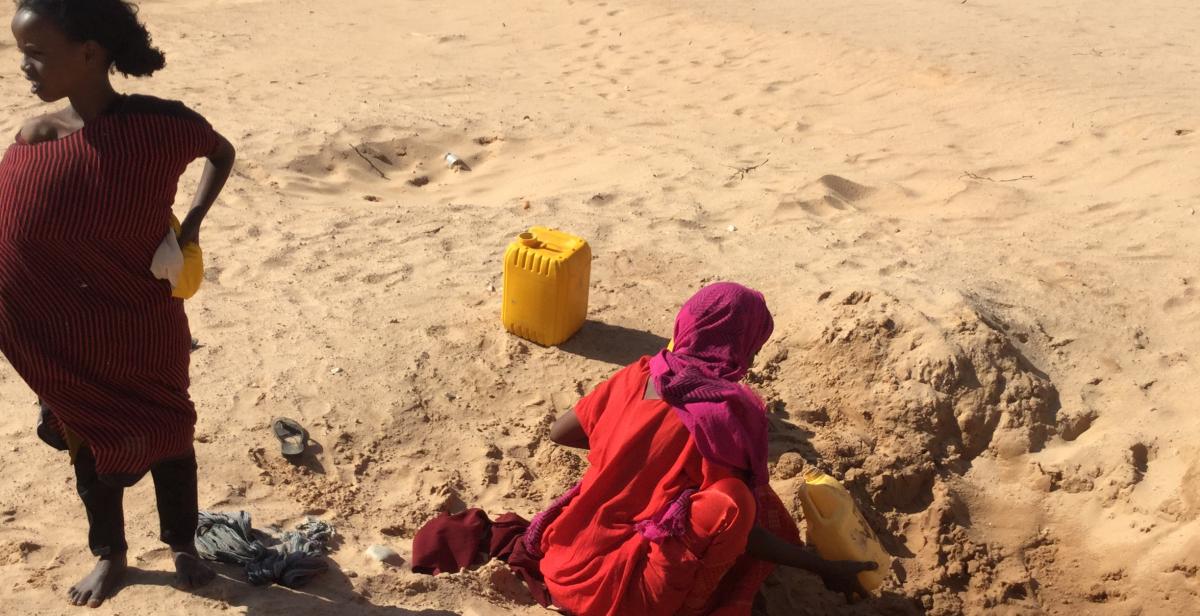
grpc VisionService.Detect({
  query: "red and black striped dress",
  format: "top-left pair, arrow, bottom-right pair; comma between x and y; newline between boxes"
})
0,95 -> 217,481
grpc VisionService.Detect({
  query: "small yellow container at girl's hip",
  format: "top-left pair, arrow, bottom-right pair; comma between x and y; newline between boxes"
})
169,214 -> 203,300
502,227 -> 590,346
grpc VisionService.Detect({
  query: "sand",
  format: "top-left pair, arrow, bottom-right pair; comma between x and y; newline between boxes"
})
1,0 -> 1197,614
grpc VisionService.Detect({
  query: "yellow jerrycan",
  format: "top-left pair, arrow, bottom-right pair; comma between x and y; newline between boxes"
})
797,468 -> 891,592
501,227 -> 590,346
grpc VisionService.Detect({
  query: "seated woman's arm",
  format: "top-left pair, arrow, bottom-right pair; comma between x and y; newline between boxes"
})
549,409 -> 589,450
746,525 -> 877,601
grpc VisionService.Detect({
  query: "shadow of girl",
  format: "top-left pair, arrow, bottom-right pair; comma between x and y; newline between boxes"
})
115,561 -> 461,615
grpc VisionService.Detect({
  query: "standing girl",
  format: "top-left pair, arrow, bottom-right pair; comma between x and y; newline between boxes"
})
0,0 -> 235,607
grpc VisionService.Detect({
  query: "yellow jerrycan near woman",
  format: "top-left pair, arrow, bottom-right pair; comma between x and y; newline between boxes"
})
797,468 -> 891,592
501,226 -> 590,346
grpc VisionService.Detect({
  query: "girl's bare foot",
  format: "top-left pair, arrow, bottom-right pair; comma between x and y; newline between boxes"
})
171,544 -> 215,588
68,553 -> 127,608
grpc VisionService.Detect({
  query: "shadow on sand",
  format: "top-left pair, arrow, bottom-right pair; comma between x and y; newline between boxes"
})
111,562 -> 461,616
558,320 -> 669,366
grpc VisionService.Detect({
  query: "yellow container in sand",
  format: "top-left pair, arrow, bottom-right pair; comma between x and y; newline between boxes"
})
501,227 -> 590,346
797,468 -> 892,592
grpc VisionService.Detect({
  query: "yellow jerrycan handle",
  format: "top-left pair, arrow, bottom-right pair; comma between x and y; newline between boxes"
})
797,471 -> 846,525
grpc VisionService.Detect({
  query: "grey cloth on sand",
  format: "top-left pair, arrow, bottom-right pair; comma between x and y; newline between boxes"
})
195,511 -> 334,588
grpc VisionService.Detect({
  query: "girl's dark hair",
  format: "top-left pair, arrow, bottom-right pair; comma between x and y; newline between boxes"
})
16,0 -> 166,77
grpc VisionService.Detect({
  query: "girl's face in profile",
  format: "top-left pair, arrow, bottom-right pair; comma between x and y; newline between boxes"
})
11,9 -> 93,102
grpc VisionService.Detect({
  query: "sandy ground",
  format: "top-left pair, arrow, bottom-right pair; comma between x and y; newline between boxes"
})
1,0 -> 1198,614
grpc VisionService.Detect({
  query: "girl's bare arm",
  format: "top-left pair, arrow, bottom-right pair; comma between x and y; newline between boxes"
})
178,133 -> 235,246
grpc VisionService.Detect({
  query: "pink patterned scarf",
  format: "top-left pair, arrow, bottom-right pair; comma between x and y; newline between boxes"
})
649,282 -> 774,487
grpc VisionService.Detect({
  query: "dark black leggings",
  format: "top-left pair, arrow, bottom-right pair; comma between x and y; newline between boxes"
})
73,447 -> 199,557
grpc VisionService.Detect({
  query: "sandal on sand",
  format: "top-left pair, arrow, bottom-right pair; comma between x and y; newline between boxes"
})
272,417 -> 309,457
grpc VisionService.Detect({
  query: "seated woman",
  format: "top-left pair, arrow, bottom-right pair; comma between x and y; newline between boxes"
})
530,282 -> 876,615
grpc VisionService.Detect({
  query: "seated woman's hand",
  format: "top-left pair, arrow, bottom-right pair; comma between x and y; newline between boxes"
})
815,559 -> 878,602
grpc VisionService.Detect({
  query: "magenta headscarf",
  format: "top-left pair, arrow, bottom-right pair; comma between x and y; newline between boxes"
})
648,282 -> 774,487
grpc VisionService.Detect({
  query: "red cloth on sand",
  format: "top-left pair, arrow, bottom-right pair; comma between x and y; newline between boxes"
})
411,509 -> 491,575
411,509 -> 551,606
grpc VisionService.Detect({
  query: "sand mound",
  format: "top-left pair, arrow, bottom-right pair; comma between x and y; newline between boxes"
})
754,289 -> 1061,613
763,289 -> 1060,508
